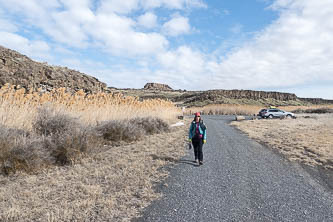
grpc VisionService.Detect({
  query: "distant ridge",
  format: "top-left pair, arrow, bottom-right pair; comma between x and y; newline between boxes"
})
1,45 -> 332,105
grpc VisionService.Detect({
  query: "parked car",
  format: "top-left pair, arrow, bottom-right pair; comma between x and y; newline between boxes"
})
262,108 -> 295,119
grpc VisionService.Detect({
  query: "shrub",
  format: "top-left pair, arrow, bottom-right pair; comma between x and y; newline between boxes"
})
34,105 -> 100,165
96,117 -> 170,144
33,106 -> 79,136
292,108 -> 333,114
0,125 -> 47,175
44,127 -> 95,165
96,120 -> 145,143
307,108 -> 333,114
129,117 -> 170,135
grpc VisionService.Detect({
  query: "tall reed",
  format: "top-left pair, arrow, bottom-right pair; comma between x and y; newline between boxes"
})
0,84 -> 180,130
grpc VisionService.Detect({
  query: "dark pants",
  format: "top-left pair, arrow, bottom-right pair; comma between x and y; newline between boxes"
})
192,138 -> 203,161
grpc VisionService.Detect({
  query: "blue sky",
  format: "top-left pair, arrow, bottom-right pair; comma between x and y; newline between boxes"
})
0,0 -> 333,99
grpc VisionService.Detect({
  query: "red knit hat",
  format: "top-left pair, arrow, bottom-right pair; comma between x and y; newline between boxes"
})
195,112 -> 201,117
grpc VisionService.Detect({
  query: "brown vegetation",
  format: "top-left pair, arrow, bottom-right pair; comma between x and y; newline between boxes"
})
186,104 -> 333,117
0,84 -> 180,174
0,83 -> 187,221
0,122 -> 187,221
231,114 -> 333,169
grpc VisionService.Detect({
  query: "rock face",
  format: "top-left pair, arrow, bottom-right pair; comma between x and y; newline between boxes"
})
206,90 -> 298,100
0,45 -> 107,93
175,89 -> 299,105
144,83 -> 173,91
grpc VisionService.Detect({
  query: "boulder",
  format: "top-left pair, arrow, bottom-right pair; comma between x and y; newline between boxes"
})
235,116 -> 245,121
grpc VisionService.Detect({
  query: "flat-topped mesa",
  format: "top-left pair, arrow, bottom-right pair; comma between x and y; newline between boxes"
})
144,83 -> 173,91
0,45 -> 107,93
206,89 -> 298,101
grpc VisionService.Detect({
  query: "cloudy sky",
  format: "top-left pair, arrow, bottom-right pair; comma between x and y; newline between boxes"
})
0,0 -> 333,99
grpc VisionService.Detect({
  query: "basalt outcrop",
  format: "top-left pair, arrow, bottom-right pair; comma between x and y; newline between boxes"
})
197,90 -> 297,101
0,45 -> 106,93
143,83 -> 173,91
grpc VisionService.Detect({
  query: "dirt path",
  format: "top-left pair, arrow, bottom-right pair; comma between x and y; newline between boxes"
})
135,115 -> 333,221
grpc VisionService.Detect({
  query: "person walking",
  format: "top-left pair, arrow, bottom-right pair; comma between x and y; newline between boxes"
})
188,112 -> 207,165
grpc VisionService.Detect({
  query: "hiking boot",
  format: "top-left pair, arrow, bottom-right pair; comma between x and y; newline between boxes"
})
199,161 -> 203,165
194,159 -> 198,163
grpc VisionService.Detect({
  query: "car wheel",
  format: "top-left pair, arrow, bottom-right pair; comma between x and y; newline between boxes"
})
286,114 -> 292,118
268,114 -> 273,119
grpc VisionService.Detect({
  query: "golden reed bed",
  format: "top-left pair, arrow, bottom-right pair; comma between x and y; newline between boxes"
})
0,83 -> 180,130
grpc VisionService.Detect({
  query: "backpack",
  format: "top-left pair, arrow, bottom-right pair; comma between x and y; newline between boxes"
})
192,117 -> 206,131
200,120 -> 206,131
192,119 -> 206,139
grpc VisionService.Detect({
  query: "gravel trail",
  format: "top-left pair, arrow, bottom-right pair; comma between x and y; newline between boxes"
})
135,116 -> 333,222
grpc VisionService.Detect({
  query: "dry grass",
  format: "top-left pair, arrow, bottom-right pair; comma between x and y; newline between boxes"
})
185,104 -> 262,116
0,83 -> 180,130
0,83 -> 188,221
0,84 -> 180,174
185,104 -> 333,117
231,114 -> 333,169
0,123 -> 187,221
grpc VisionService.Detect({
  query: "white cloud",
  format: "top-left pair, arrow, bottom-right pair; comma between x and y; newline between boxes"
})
142,0 -> 206,10
162,15 -> 191,36
154,46 -> 208,89
205,0 -> 333,92
287,85 -> 333,99
97,0 -> 139,14
86,13 -> 168,56
137,12 -> 158,29
96,0 -> 206,14
230,23 -> 243,34
0,0 -> 174,56
0,31 -> 51,61
0,19 -> 18,32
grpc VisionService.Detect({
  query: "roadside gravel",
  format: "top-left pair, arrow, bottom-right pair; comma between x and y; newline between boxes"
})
135,115 -> 333,222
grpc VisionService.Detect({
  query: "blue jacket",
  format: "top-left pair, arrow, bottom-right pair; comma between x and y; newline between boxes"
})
189,120 -> 207,140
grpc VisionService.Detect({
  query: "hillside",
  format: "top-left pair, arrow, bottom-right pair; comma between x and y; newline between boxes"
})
1,45 -> 333,107
0,46 -> 106,93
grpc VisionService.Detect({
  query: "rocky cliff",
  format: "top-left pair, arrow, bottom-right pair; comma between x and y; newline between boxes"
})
206,90 -> 297,100
143,83 -> 173,91
0,45 -> 106,93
